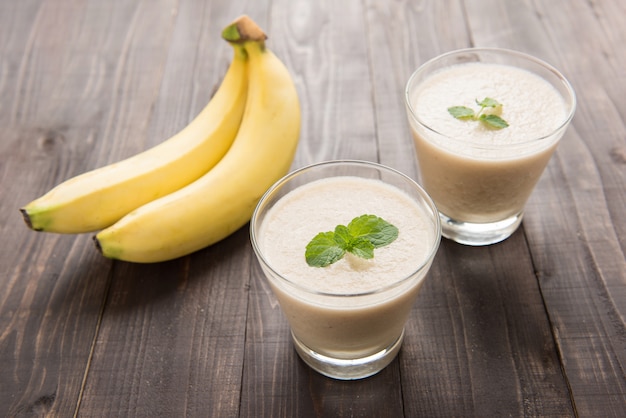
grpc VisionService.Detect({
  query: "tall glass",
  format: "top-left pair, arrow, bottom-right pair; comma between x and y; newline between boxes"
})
250,160 -> 441,380
405,48 -> 576,245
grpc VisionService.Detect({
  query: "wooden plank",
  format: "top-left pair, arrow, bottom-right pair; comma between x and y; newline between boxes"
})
400,236 -> 575,417
270,0 -> 380,169
0,0 -> 175,416
78,229 -> 251,417
73,1 -> 263,416
362,0 -> 470,180
464,0 -> 626,416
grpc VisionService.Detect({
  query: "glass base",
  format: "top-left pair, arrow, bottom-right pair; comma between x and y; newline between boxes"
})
291,330 -> 405,380
440,212 -> 524,246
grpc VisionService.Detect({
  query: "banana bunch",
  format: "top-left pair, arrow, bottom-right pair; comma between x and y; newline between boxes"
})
20,15 -> 301,263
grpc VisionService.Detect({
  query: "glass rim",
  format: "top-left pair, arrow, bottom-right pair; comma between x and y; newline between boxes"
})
249,159 -> 442,298
404,47 -> 577,149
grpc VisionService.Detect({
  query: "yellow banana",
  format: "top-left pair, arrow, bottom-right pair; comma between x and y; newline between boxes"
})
95,16 -> 301,263
20,44 -> 248,233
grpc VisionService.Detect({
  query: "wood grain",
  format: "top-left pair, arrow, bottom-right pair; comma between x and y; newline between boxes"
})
2,0 -> 174,416
1,0 -> 624,416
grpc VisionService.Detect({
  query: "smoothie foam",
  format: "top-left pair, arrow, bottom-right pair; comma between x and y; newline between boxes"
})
259,176 -> 436,296
411,62 -> 567,157
407,61 -> 571,223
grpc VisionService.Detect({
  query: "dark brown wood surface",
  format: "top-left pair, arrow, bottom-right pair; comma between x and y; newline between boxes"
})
1,0 -> 624,416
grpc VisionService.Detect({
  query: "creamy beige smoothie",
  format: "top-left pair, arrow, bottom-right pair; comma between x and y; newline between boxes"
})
406,49 -> 575,248
408,61 -> 568,224
256,175 -> 438,361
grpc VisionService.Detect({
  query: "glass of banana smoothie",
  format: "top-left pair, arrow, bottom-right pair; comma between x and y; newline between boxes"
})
405,48 -> 576,245
250,160 -> 441,380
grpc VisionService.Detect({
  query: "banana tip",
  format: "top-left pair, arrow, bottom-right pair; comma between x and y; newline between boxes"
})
93,235 -> 103,254
20,207 -> 36,231
93,235 -> 122,261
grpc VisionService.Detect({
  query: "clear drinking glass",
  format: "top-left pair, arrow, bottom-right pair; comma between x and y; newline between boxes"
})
250,160 -> 441,380
405,48 -> 576,245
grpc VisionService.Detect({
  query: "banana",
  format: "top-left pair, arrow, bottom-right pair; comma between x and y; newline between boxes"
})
20,43 -> 248,233
94,16 -> 301,263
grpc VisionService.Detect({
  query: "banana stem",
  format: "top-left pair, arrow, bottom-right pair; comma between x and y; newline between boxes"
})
222,15 -> 267,46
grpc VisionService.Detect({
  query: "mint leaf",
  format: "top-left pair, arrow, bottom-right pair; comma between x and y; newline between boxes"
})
448,97 -> 509,129
305,214 -> 399,267
350,237 -> 375,259
333,224 -> 352,248
348,214 -> 399,248
476,97 -> 501,108
305,232 -> 345,267
480,114 -> 509,129
448,106 -> 475,119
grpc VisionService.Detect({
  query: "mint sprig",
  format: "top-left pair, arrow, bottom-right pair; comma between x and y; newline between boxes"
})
448,97 -> 509,129
305,214 -> 399,268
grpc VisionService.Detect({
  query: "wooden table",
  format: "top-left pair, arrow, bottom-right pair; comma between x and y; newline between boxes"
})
2,1 -> 625,416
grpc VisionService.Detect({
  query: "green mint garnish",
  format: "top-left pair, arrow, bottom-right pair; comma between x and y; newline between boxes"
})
305,214 -> 398,268
447,106 -> 476,119
476,97 -> 500,108
448,97 -> 509,129
479,114 -> 509,129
